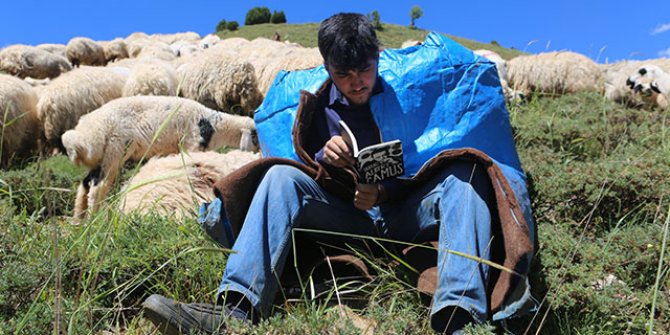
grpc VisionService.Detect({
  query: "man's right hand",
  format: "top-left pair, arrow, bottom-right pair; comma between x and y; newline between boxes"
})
322,136 -> 355,168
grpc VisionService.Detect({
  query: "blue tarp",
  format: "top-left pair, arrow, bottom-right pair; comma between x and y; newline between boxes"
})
254,32 -> 536,320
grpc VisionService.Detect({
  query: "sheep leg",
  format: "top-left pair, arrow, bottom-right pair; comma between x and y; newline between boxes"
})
73,166 -> 102,220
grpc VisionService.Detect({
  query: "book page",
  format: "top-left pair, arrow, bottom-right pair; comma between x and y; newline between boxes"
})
338,120 -> 359,157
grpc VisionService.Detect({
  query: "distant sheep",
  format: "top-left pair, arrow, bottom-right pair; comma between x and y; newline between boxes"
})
233,38 -> 323,95
61,95 -> 258,218
0,74 -> 41,166
177,51 -> 263,116
100,38 -> 129,63
65,37 -> 106,67
36,43 -> 67,58
119,150 -> 259,219
626,64 -> 670,109
602,59 -> 670,106
507,51 -> 603,97
36,66 -> 127,150
0,45 -> 72,79
122,59 -> 178,97
135,42 -> 177,61
473,49 -> 524,101
198,34 -> 221,49
400,40 -> 422,48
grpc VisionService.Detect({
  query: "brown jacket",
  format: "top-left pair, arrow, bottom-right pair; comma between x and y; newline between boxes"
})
213,83 -> 534,313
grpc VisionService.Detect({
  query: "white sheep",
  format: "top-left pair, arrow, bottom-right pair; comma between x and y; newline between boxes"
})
122,58 -> 178,97
400,40 -> 422,49
0,74 -> 42,166
119,150 -> 259,219
65,37 -> 106,67
507,51 -> 604,97
601,59 -> 670,107
177,50 -> 263,116
36,43 -> 67,58
100,38 -> 129,63
198,34 -> 221,49
36,66 -> 128,150
626,64 -> 670,109
61,95 -> 258,218
473,49 -> 524,101
0,45 -> 72,79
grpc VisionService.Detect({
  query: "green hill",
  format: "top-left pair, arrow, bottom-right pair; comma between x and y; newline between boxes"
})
216,22 -> 524,60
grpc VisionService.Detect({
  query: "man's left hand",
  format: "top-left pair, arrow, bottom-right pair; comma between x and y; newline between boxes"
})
354,183 -> 379,210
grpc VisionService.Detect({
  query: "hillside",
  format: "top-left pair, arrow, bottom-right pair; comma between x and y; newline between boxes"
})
216,22 -> 524,60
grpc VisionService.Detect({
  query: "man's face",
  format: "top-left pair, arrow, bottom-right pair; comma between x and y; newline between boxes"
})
326,58 -> 378,106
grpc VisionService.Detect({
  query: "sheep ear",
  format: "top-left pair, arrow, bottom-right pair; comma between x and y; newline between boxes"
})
651,82 -> 661,94
639,67 -> 647,76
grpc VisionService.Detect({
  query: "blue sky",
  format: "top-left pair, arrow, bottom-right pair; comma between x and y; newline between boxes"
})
1,1 -> 669,63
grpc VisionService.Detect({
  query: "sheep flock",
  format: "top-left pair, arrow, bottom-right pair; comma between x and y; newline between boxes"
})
0,31 -> 667,219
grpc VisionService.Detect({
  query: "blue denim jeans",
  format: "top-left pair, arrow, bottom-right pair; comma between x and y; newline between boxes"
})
218,160 -> 494,325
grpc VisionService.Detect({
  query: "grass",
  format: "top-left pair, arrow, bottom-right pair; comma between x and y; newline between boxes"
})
0,89 -> 668,333
217,22 -> 524,60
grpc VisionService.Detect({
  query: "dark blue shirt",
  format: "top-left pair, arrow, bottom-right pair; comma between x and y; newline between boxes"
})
314,80 -> 402,200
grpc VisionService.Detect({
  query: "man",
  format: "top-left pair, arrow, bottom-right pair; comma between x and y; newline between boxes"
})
142,13 -> 534,334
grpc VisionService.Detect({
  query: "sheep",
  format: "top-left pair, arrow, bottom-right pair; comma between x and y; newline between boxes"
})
169,40 -> 201,57
121,58 -> 178,97
177,51 -> 263,116
36,66 -> 127,150
61,95 -> 258,219
100,38 -> 129,63
150,32 -> 201,45
198,34 -> 221,49
401,40 -> 422,48
65,37 -> 106,67
507,51 -> 604,97
0,45 -> 72,79
36,43 -> 67,58
473,49 -> 524,101
231,38 -> 323,95
134,42 -> 177,61
626,64 -> 670,109
118,150 -> 259,219
601,59 -> 670,106
0,74 -> 42,166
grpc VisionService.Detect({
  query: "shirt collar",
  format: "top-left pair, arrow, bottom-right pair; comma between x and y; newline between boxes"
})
327,77 -> 384,108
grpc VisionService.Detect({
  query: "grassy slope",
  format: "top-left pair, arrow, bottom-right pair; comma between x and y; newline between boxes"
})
217,22 -> 524,60
1,93 -> 668,334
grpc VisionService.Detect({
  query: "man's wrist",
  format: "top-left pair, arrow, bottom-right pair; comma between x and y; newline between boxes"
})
375,183 -> 388,204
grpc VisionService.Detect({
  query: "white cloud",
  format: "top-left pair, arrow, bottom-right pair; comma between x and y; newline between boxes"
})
651,23 -> 670,35
659,47 -> 670,58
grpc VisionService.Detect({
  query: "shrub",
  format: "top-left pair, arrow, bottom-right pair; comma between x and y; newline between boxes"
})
245,6 -> 271,25
270,10 -> 287,24
368,10 -> 383,31
226,21 -> 239,31
215,19 -> 227,32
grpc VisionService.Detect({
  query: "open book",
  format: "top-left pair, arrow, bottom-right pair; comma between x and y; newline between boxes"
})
339,120 -> 405,184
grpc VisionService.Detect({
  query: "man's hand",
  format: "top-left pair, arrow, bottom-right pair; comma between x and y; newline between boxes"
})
323,136 -> 355,168
354,183 -> 379,210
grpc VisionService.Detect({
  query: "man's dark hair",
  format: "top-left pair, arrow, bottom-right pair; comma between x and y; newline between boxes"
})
318,13 -> 379,72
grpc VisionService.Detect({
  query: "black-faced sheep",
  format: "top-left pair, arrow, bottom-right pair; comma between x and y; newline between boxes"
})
626,64 -> 670,109
36,66 -> 128,150
61,95 -> 258,219
119,150 -> 259,219
0,45 -> 72,79
0,74 -> 42,166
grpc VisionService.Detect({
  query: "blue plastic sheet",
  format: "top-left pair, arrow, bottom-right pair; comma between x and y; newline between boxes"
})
254,32 -> 536,320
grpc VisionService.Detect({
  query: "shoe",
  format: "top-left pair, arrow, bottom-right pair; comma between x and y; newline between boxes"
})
142,294 -> 251,335
431,306 -> 475,334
